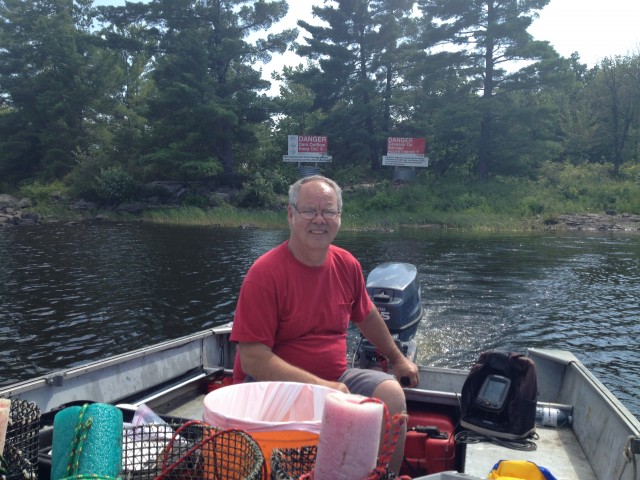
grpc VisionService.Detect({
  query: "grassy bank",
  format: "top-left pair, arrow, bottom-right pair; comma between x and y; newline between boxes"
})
21,162 -> 640,231
126,168 -> 640,231
340,162 -> 640,231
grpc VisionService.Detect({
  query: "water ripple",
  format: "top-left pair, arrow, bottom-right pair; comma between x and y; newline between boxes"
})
1,226 -> 638,418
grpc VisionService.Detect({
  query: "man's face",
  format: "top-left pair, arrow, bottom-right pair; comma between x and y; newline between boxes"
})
288,180 -> 341,253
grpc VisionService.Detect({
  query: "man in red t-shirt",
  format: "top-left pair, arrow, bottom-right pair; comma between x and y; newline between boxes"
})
230,175 -> 419,474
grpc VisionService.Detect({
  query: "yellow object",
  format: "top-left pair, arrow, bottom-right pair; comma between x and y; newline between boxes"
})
488,460 -> 550,480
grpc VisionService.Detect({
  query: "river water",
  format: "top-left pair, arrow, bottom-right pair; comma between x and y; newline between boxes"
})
1,222 -> 639,418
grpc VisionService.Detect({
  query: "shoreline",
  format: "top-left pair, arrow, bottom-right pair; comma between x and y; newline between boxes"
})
4,208 -> 640,233
2,194 -> 640,233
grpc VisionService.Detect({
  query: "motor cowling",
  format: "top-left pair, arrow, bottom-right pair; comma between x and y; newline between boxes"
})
354,263 -> 424,369
366,262 -> 423,342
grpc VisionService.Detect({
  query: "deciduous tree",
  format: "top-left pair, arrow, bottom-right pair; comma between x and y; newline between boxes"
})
590,54 -> 640,175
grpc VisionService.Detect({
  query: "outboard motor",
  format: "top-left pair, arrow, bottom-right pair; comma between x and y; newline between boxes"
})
354,262 -> 424,370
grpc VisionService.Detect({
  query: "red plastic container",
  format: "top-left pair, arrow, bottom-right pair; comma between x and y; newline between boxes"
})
401,410 -> 456,477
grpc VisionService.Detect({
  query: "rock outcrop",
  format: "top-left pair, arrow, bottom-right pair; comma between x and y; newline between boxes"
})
0,194 -> 40,227
555,213 -> 640,232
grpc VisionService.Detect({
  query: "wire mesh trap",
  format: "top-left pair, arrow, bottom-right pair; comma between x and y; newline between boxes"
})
1,398 -> 41,480
270,446 -> 317,480
270,445 -> 399,480
122,420 -> 264,480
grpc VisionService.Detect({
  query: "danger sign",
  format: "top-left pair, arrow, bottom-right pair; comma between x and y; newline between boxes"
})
387,137 -> 425,155
288,135 -> 328,156
382,137 -> 428,168
284,135 -> 332,163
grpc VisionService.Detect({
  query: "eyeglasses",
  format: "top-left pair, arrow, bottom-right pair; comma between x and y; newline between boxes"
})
292,205 -> 341,220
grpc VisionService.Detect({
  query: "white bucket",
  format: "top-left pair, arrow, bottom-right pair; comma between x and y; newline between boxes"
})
203,381 -> 337,433
203,381 -> 338,476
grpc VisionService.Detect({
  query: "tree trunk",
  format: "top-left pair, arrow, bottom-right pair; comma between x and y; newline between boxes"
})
476,0 -> 496,181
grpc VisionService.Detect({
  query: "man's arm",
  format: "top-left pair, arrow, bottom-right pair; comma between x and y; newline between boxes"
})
238,342 -> 349,393
356,306 -> 420,387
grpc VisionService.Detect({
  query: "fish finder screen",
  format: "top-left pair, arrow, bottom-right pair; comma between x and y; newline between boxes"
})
475,374 -> 511,411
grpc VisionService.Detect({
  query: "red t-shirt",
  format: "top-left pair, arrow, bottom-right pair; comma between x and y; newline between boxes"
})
230,241 -> 372,383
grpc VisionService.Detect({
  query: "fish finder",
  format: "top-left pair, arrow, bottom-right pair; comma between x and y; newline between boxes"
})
475,374 -> 511,411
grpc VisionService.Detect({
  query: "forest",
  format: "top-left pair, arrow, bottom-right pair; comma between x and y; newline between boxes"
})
1,0 -> 639,220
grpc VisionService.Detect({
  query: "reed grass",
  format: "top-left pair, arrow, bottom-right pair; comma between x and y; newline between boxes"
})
23,161 -> 640,232
142,205 -> 289,229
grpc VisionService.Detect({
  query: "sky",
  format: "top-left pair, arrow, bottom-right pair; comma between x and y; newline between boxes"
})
527,0 -> 640,64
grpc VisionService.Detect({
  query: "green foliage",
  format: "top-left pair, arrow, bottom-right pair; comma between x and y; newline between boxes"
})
182,192 -> 209,208
64,152 -> 109,201
1,0 -> 639,218
336,162 -> 640,231
133,0 -> 296,180
94,166 -> 136,204
295,0 -> 416,171
588,55 -> 640,175
235,171 -> 289,209
138,183 -> 174,203
539,161 -> 613,186
0,0 -> 122,183
519,196 -> 546,215
12,163 -> 640,231
135,151 -> 223,183
364,191 -> 401,211
418,0 -> 561,178
620,162 -> 640,182
179,159 -> 223,181
328,163 -> 379,187
18,180 -> 68,205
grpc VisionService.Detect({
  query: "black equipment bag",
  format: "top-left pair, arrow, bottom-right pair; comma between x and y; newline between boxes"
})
459,351 -> 538,440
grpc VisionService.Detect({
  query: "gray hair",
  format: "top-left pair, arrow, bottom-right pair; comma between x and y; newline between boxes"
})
288,175 -> 343,211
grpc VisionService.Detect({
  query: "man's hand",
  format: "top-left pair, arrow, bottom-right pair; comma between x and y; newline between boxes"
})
389,355 -> 420,388
356,307 -> 420,388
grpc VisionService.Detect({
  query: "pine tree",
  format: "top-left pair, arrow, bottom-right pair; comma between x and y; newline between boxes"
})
418,0 -> 555,179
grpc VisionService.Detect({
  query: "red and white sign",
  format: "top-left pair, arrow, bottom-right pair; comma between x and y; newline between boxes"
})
284,135 -> 332,162
288,135 -> 328,156
383,137 -> 428,167
387,137 -> 425,155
